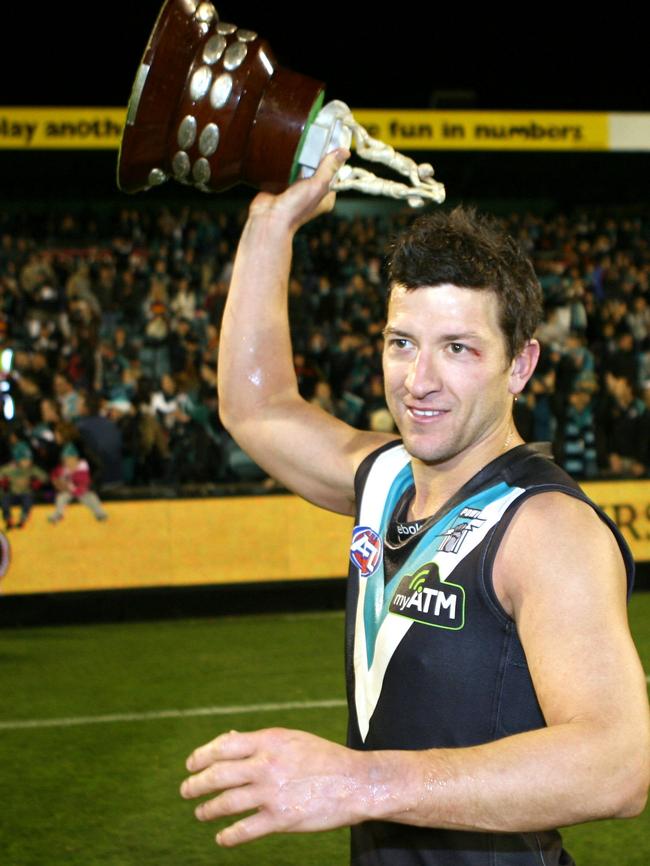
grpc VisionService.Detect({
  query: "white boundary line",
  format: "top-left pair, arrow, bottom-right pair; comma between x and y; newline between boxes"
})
0,698 -> 347,731
2,676 -> 648,732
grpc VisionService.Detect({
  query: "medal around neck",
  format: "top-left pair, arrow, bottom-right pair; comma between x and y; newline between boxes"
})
117,0 -> 445,207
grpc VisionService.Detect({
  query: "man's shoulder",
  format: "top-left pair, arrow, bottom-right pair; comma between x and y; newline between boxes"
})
500,443 -> 581,493
490,447 -> 634,612
508,489 -> 607,534
500,447 -> 627,564
495,487 -> 631,617
354,439 -> 408,501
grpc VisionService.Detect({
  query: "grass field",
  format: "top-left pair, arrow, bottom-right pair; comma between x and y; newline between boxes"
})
1,595 -> 649,866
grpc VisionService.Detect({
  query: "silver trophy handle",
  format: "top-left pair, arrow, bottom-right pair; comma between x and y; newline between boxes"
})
297,99 -> 445,208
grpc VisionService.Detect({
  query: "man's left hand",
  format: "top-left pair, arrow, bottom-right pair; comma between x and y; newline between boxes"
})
180,727 -> 370,846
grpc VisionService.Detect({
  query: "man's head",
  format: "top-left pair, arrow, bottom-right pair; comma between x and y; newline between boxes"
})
387,206 -> 543,362
382,207 -> 541,471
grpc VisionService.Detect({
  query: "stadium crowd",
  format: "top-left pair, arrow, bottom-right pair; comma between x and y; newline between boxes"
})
0,202 -> 648,523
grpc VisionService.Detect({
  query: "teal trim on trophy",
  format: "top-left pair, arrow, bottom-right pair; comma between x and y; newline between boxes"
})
289,89 -> 325,184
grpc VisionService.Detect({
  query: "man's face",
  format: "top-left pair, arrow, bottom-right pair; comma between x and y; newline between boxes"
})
383,284 -> 527,468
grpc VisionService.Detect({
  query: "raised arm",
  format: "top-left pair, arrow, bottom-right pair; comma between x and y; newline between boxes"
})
181,493 -> 650,843
218,149 -> 395,514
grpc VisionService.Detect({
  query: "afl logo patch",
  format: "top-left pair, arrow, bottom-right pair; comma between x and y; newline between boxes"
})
350,526 -> 383,577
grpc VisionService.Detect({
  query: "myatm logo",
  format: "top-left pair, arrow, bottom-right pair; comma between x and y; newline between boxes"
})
389,561 -> 465,630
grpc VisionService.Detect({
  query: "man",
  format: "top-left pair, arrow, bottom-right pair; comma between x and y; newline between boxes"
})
180,151 -> 650,864
76,391 -> 124,489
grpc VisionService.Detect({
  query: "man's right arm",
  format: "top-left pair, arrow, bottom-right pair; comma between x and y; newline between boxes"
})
218,150 -> 396,515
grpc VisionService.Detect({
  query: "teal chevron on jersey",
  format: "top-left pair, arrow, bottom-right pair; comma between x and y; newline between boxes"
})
361,479 -> 518,668
360,458 -> 413,666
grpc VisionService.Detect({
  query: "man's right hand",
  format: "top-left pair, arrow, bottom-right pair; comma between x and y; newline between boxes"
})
247,148 -> 350,235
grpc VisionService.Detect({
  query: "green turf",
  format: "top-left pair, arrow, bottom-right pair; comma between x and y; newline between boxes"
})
0,599 -> 648,866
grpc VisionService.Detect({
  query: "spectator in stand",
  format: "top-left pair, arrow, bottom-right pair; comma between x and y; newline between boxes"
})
141,279 -> 171,379
97,339 -> 128,399
527,364 -> 557,443
75,391 -> 123,490
181,330 -> 203,390
1,202 -> 649,488
627,295 -> 650,343
66,290 -> 101,388
53,372 -> 80,422
115,268 -> 145,328
0,442 -> 48,529
202,323 -> 219,365
48,442 -> 108,524
170,276 -> 197,321
602,373 -> 649,477
202,279 -> 228,326
556,383 -> 600,479
28,397 -> 60,472
608,331 -> 639,385
310,380 -> 337,416
14,375 -> 42,426
133,377 -> 171,484
119,364 -> 140,405
65,262 -> 99,317
112,325 -> 137,364
150,373 -> 183,431
293,352 -> 320,400
30,350 -> 53,396
168,317 -> 194,375
105,398 -> 138,485
363,373 -> 390,422
94,260 -> 118,331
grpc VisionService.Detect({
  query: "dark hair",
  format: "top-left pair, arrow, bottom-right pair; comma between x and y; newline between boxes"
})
387,206 -> 542,361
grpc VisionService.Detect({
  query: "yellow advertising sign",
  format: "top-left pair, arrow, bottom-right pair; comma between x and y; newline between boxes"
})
0,498 -> 354,595
0,107 -> 622,152
583,480 -> 650,563
354,110 -> 610,151
1,480 -> 648,597
0,107 -> 126,150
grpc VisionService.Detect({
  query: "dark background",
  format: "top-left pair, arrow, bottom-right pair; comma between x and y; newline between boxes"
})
4,3 -> 647,110
1,3 -> 648,203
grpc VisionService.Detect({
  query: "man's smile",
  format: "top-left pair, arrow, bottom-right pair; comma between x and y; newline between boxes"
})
407,407 -> 450,420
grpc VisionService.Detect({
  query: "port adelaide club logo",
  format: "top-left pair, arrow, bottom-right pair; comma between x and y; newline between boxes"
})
350,526 -> 383,577
437,506 -> 485,554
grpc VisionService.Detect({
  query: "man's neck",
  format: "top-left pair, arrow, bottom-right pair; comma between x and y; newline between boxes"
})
407,425 -> 522,521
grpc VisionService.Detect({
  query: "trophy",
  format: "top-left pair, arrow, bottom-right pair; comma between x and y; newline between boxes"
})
118,0 -> 445,207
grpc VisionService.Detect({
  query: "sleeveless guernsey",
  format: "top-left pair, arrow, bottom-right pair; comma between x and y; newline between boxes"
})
345,442 -> 634,866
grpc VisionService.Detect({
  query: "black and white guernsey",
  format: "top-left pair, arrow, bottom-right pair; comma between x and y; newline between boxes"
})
345,442 -> 634,866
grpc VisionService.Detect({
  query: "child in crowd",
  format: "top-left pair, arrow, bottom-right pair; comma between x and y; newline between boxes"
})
0,442 -> 48,529
48,443 -> 108,524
